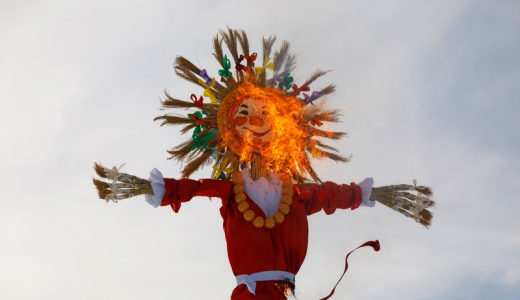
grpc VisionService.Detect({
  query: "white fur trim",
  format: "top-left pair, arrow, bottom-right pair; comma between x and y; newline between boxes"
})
241,169 -> 283,217
145,168 -> 166,208
358,177 -> 375,207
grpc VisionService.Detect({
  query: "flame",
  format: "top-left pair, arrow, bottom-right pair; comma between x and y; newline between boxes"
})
274,280 -> 295,296
228,83 -> 331,176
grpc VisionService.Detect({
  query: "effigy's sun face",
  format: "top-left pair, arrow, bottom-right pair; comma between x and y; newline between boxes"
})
218,82 -> 312,172
231,98 -> 272,146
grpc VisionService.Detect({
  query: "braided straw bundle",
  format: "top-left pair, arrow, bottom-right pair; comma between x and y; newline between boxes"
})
92,163 -> 153,203
370,180 -> 435,228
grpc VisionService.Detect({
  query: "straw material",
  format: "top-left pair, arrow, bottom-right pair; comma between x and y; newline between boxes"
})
237,29 -> 250,59
318,84 -> 336,98
370,180 -> 435,228
92,163 -> 153,203
220,27 -> 240,63
272,41 -> 291,73
286,69 -> 330,97
251,152 -> 267,180
213,35 -> 224,67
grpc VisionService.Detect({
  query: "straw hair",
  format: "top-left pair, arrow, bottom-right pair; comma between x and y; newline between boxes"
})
213,35 -> 224,67
318,84 -> 336,97
273,41 -> 291,73
237,29 -> 250,58
220,28 -> 240,63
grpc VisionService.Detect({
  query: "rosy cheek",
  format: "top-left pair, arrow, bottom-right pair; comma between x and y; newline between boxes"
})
234,116 -> 248,126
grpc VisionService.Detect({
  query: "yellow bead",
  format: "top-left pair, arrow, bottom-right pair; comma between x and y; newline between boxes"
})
282,188 -> 294,197
279,204 -> 290,215
238,201 -> 249,213
232,171 -> 242,180
274,212 -> 285,223
233,184 -> 245,194
253,216 -> 265,228
265,217 -> 276,229
281,195 -> 292,205
232,176 -> 243,185
280,174 -> 291,182
244,210 -> 255,221
282,182 -> 293,189
235,192 -> 246,203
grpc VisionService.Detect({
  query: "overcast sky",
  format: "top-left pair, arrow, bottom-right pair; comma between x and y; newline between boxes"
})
1,0 -> 519,299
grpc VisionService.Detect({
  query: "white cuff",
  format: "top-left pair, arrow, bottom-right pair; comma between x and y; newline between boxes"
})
357,177 -> 375,208
144,168 -> 166,208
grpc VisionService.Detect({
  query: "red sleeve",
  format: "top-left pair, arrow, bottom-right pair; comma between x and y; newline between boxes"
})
161,178 -> 232,213
298,181 -> 363,216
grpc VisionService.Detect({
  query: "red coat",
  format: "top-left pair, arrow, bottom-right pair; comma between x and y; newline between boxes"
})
161,178 -> 363,300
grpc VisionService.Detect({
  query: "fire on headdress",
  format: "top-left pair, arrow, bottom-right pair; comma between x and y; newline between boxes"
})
154,28 -> 348,183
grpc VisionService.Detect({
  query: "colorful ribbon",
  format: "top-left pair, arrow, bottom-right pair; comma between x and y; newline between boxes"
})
236,55 -> 251,74
188,112 -> 211,127
292,83 -> 310,96
198,78 -> 218,104
210,145 -> 224,158
268,70 -> 288,86
255,56 -> 275,75
218,55 -> 233,78
200,69 -> 212,85
303,91 -> 320,105
200,69 -> 222,88
190,94 -> 204,108
213,158 -> 234,179
191,129 -> 216,151
244,52 -> 257,68
278,73 -> 294,90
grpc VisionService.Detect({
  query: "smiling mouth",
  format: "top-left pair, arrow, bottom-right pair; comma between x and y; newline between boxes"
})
248,128 -> 271,137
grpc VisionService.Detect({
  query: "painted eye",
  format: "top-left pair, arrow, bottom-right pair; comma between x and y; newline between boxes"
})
261,111 -> 269,116
239,110 -> 249,115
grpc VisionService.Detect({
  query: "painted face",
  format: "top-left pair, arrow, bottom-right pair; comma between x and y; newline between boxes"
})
231,98 -> 272,146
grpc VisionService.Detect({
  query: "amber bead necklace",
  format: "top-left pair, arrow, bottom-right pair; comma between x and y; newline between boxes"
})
231,171 -> 294,229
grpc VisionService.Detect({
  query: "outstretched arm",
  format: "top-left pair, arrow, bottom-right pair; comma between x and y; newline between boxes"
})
149,168 -> 232,212
296,177 -> 435,228
298,181 -> 364,215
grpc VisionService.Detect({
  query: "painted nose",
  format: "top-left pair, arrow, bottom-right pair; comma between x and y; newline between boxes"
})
248,116 -> 265,127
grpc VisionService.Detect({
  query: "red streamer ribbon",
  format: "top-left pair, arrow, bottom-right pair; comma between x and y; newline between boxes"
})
319,240 -> 380,300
